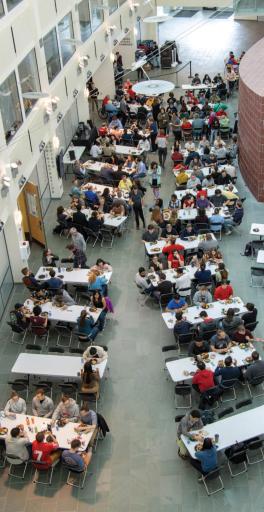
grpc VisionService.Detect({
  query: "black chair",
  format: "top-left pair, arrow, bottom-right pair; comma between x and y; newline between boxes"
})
82,227 -> 101,247
200,468 -> 224,495
5,453 -> 29,479
32,381 -> 53,398
69,348 -> 84,355
244,321 -> 258,332
25,343 -> 42,353
159,292 -> 174,312
8,380 -> 29,400
54,324 -> 72,347
194,223 -> 210,232
220,378 -> 239,402
78,392 -> 98,411
161,346 -> 179,370
174,384 -> 192,409
217,406 -> 234,419
32,458 -> 60,485
199,386 -> 221,410
246,374 -> 264,399
175,415 -> 185,422
48,346 -> 65,354
225,445 -> 247,477
62,461 -> 90,489
58,382 -> 78,400
100,227 -> 115,248
246,438 -> 264,464
202,329 -> 217,341
235,398 -> 252,410
177,287 -> 192,305
250,267 -> 264,287
7,319 -> 28,345
176,332 -> 194,355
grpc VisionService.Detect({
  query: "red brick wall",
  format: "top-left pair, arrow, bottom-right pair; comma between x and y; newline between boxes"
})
238,39 -> 264,202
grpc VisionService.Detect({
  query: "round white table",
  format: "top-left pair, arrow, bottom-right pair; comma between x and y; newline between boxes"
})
132,80 -> 175,97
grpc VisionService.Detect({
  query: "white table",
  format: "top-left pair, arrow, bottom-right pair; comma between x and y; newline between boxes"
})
182,405 -> 264,458
63,145 -> 86,165
67,207 -> 127,229
81,182 -> 129,201
250,223 -> 264,239
0,413 -> 93,451
24,300 -> 102,325
177,208 -> 230,221
83,160 -> 135,176
145,239 -> 166,255
182,83 -> 216,91
35,267 -> 112,286
132,79 -> 175,97
114,145 -> 143,156
173,185 -> 238,200
12,353 -> 107,380
257,250 -> 264,264
162,297 -> 246,329
166,345 -> 255,383
145,234 -> 217,255
174,167 -> 213,179
148,262 -> 217,286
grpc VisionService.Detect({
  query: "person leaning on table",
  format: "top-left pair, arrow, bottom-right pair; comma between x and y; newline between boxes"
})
5,425 -> 30,462
210,328 -> 232,353
166,293 -> 188,313
52,394 -> 79,425
32,431 -> 60,469
4,391 -> 26,416
193,286 -> 212,306
189,438 -> 218,478
32,388 -> 54,418
62,439 -> 92,472
83,345 -> 108,363
176,410 -> 204,459
188,336 -> 210,357
214,356 -> 242,386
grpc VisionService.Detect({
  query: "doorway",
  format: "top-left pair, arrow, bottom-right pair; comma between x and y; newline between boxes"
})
17,181 -> 46,246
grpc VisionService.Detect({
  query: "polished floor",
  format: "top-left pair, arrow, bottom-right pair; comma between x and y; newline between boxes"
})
0,13 -> 264,512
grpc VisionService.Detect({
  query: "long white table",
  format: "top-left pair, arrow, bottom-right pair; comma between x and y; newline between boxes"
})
11,353 -> 107,380
250,223 -> 264,238
114,145 -> 143,156
182,405 -> 264,458
177,207 -> 230,221
182,83 -> 217,91
81,182 -> 130,201
257,250 -> 264,264
66,207 -> 127,229
162,297 -> 246,329
173,185 -> 238,200
63,145 -> 86,165
174,167 -> 215,179
83,160 -> 135,176
24,300 -> 102,325
166,345 -> 254,383
148,262 -> 217,286
35,267 -> 112,286
0,412 -> 93,451
145,234 -> 217,255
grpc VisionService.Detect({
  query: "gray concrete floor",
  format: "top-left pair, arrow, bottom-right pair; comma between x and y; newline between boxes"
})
0,12 -> 264,512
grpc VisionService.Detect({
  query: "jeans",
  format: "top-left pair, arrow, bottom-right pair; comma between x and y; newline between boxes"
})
224,219 -> 236,232
89,325 -> 100,341
158,148 -> 167,167
189,458 -> 212,476
133,205 -> 145,228
96,310 -> 107,331
210,128 -> 218,144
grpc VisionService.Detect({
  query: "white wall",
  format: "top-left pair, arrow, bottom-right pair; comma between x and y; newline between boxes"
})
157,0 -> 232,7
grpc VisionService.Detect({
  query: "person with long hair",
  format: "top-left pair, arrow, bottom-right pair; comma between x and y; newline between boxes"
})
91,290 -> 108,331
77,309 -> 99,342
190,438 -> 218,476
81,362 -> 100,398
87,270 -> 108,295
148,161 -> 161,199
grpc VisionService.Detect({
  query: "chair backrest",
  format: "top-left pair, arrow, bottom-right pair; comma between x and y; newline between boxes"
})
221,378 -> 238,389
48,347 -> 65,354
159,292 -> 174,309
235,399 -> 252,410
25,344 -> 42,352
229,449 -> 247,464
250,374 -> 264,386
194,223 -> 210,231
202,329 -> 217,341
69,348 -> 84,355
175,384 -> 191,396
218,406 -> 234,419
204,468 -> 220,481
244,321 -> 258,332
177,332 -> 194,345
6,453 -> 24,464
7,321 -> 25,334
251,267 -> 264,277
247,439 -> 263,450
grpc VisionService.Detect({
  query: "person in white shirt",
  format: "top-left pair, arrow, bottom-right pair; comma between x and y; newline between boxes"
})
4,391 -> 26,416
187,174 -> 201,189
135,267 -> 154,294
90,142 -> 102,159
5,426 -> 30,461
83,345 -> 108,363
32,388 -> 54,418
174,268 -> 191,297
155,129 -> 168,168
220,159 -> 236,179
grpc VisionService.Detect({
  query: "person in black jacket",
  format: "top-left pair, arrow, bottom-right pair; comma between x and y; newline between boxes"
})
72,204 -> 89,228
87,211 -> 104,233
42,249 -> 59,267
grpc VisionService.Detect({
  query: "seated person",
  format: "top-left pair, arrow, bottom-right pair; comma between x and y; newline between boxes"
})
175,168 -> 189,187
194,207 -> 209,226
44,269 -> 63,291
173,311 -> 192,336
4,391 -> 26,416
152,273 -> 173,300
21,267 -> 40,290
198,311 -> 218,336
162,238 -> 184,255
214,280 -> 233,301
224,201 -> 244,235
32,432 -> 60,470
210,328 -> 231,353
12,303 -> 30,329
202,175 -> 215,188
62,439 -> 92,472
187,174 -> 201,190
5,426 -> 30,462
161,223 -> 179,238
77,309 -> 99,342
232,324 -> 253,345
192,362 -> 215,393
149,256 -> 163,272
52,288 -> 75,306
166,293 -> 187,313
180,223 -> 197,240
52,394 -> 79,424
210,189 -> 226,208
214,356 -> 242,386
198,233 -> 219,253
177,410 -> 203,459
42,248 -> 59,267
167,250 -> 184,269
135,267 -> 155,294
142,224 -> 159,243
190,438 -> 218,476
87,211 -> 104,233
81,362 -> 100,397
83,186 -> 100,207
83,345 -> 108,363
218,307 -> 241,335
32,388 -> 54,418
241,302 -> 257,326
119,175 -> 133,191
168,194 -> 181,210
72,204 -> 89,228
30,305 -> 49,334
188,336 -> 210,357
244,351 -> 264,383
221,184 -> 239,201
194,263 -> 212,284
182,194 -> 196,209
209,208 -> 225,232
216,170 -> 232,186
171,147 -> 184,163
193,285 -> 212,306
196,194 -> 211,210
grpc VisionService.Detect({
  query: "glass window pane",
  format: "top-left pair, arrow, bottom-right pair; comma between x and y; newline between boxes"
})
78,0 -> 92,42
0,71 -> 23,144
37,154 -> 48,197
58,13 -> 75,66
0,232 -> 9,284
119,0 -> 126,5
0,1 -> 4,18
90,0 -> 104,31
18,49 -> 41,117
40,183 -> 51,217
0,267 -> 13,308
43,28 -> 61,84
6,0 -> 22,11
109,0 -> 118,14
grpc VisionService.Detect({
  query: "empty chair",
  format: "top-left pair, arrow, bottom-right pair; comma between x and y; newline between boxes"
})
7,311 -> 28,345
176,332 -> 194,354
159,293 -> 174,312
48,346 -> 65,354
247,374 -> 264,399
55,324 -> 72,347
69,348 -> 84,355
218,406 -> 234,419
32,458 -> 60,486
199,386 -> 221,410
250,267 -> 264,287
162,345 -> 179,364
100,228 -> 115,248
200,468 -> 224,495
25,344 -> 42,353
220,378 -> 239,403
246,438 -> 264,464
225,444 -> 247,477
174,384 -> 192,409
235,398 -> 252,410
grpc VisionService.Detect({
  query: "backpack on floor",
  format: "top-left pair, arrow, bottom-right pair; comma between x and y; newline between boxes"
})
243,242 -> 255,257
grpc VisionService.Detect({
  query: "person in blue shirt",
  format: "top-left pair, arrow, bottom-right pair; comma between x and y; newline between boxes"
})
77,310 -> 99,342
62,439 -> 92,472
214,355 -> 242,387
166,294 -> 188,313
109,115 -> 123,130
44,269 -> 63,292
209,207 -> 225,232
83,188 -> 100,207
224,201 -> 244,235
194,263 -> 212,284
190,438 -> 218,476
132,157 -> 147,179
87,272 -> 108,296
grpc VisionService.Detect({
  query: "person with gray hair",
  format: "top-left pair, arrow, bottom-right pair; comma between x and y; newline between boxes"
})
69,227 -> 86,252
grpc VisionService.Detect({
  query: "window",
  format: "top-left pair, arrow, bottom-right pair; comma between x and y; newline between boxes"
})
108,0 -> 118,14
0,1 -> 4,18
90,0 -> 104,31
43,28 -> 61,84
0,71 -> 23,143
78,0 -> 92,42
0,231 -> 13,321
30,155 -> 51,218
18,49 -> 41,117
6,0 -> 23,11
58,13 -> 75,66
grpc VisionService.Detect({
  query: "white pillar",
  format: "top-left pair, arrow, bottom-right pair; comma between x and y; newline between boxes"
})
44,142 -> 63,199
4,211 -> 27,283
77,89 -> 90,124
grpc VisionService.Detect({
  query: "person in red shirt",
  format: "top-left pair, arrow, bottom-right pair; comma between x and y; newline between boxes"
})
32,431 -> 60,470
181,119 -> 192,130
168,250 -> 184,269
214,281 -> 234,301
98,123 -> 108,137
162,238 -> 185,256
192,362 -> 215,393
127,85 -> 136,101
102,95 -> 110,107
171,148 -> 184,163
196,185 -> 208,199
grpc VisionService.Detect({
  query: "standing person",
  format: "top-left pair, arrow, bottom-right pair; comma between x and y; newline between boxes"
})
148,161 -> 161,199
87,79 -> 99,112
225,64 -> 237,97
156,129 -> 168,169
116,51 -> 123,67
157,108 -> 170,134
130,185 -> 146,230
65,244 -> 87,269
147,117 -> 158,152
69,227 -> 86,253
119,95 -> 129,128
